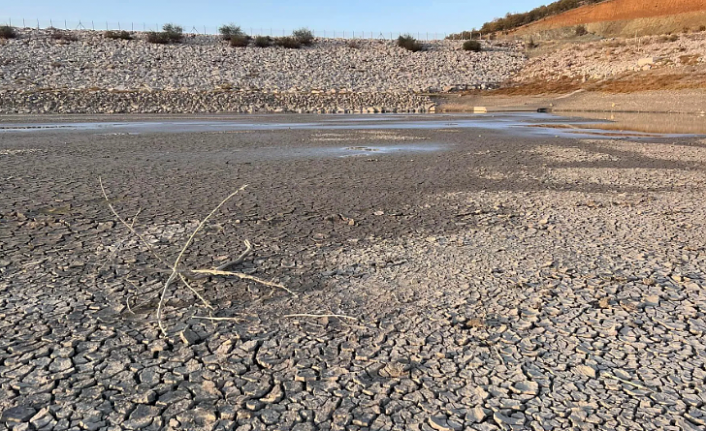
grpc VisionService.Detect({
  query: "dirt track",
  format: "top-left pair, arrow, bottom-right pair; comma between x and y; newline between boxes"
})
2,116 -> 706,430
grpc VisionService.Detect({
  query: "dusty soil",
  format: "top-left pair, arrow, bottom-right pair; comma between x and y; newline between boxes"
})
2,116 -> 706,430
515,0 -> 706,36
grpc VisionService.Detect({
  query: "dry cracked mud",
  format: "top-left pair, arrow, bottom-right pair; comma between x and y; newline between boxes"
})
1,115 -> 706,431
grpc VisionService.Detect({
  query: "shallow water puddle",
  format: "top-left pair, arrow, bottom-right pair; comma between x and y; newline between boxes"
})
0,113 -> 701,139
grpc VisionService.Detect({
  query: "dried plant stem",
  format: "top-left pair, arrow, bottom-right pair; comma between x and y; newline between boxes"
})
192,316 -> 246,322
191,269 -> 296,296
157,185 -> 248,336
100,177 -> 215,312
284,313 -> 357,320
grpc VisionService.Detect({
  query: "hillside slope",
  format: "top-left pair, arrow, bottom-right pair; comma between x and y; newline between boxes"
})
515,0 -> 706,37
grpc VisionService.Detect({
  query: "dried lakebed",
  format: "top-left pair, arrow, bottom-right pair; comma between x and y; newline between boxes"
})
1,115 -> 706,431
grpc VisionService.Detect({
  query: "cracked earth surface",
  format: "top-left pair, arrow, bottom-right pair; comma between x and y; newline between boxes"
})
1,117 -> 706,430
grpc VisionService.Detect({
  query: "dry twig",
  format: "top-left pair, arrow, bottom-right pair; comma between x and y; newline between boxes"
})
100,179 -> 292,337
284,313 -> 357,320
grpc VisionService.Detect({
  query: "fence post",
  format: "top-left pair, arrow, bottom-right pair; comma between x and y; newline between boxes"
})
65,19 -> 67,29
50,19 -> 53,28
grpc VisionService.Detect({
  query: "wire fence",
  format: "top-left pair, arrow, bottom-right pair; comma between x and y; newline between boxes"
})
1,18 -> 451,41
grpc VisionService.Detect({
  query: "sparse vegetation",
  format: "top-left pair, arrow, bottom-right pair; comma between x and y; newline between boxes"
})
219,24 -> 244,41
575,25 -> 588,36
446,30 -> 481,40
347,40 -> 361,49
292,28 -> 315,46
527,38 -> 539,49
397,35 -> 424,52
229,34 -> 251,47
51,30 -> 78,42
0,25 -> 17,39
254,36 -> 272,48
463,40 -> 482,52
700,26 -> 706,32
274,36 -> 302,49
478,0 -> 605,34
104,30 -> 133,40
147,24 -> 184,44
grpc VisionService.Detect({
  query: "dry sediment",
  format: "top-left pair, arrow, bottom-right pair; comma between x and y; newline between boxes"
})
1,120 -> 706,430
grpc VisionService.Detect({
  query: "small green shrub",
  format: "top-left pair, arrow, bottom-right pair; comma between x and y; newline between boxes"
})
219,24 -> 243,41
254,36 -> 272,48
575,25 -> 588,36
292,28 -> 314,46
274,36 -> 301,49
146,31 -> 168,44
397,35 -> 423,52
230,34 -> 251,47
104,30 -> 133,40
0,25 -> 17,39
147,24 -> 183,44
51,30 -> 78,42
162,24 -> 183,43
463,40 -> 482,52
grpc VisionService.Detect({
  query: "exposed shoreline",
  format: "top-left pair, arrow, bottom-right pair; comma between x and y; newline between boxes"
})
0,89 -> 437,114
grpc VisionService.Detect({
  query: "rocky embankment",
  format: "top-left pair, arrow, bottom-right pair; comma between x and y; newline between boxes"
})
0,29 -> 525,114
517,31 -> 706,83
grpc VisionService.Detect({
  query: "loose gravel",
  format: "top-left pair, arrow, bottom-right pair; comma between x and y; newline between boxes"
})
0,29 -> 524,114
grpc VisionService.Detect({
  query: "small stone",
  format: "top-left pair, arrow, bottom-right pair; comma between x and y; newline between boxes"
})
644,295 -> 660,306
493,411 -> 526,427
125,405 -> 159,429
512,381 -> 539,395
1,406 -> 37,423
467,407 -> 486,423
428,416 -> 453,431
574,365 -> 597,379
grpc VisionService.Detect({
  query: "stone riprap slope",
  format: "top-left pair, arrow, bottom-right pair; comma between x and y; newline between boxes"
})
518,31 -> 706,82
0,29 -> 524,114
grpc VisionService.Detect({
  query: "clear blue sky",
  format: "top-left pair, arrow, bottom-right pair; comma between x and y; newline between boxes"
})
4,1 -> 551,34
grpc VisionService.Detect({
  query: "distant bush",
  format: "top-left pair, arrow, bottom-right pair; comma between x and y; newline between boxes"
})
229,34 -> 251,47
162,24 -> 183,42
397,35 -> 423,52
446,30 -> 481,40
254,36 -> 272,48
51,30 -> 78,42
104,30 -> 133,40
274,36 -> 301,49
0,25 -> 17,39
292,28 -> 314,46
146,31 -> 168,44
147,24 -> 183,44
347,40 -> 361,49
219,24 -> 244,41
527,38 -> 539,49
700,26 -> 706,32
463,40 -> 482,52
575,25 -> 588,36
